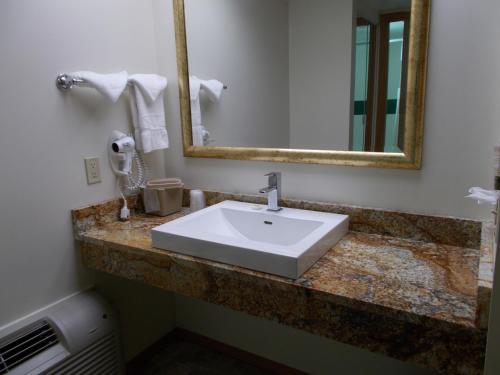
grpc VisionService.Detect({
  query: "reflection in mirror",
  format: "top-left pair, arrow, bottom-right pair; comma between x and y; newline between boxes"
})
353,1 -> 411,152
352,18 -> 376,152
183,0 -> 413,154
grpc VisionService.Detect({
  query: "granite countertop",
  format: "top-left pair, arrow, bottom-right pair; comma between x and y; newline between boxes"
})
72,191 -> 494,375
80,211 -> 480,329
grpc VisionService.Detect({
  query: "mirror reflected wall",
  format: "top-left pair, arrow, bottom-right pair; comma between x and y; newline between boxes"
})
175,0 -> 430,168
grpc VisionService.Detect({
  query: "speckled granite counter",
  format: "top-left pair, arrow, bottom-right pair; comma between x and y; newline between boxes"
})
72,192 -> 494,375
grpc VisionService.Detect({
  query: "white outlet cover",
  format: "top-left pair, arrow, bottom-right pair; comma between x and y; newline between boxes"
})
84,157 -> 102,184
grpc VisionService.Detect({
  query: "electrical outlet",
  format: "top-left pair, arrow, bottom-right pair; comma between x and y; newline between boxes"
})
84,157 -> 102,184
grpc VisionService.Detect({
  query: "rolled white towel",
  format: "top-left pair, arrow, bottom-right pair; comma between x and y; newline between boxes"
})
70,71 -> 128,102
465,187 -> 500,205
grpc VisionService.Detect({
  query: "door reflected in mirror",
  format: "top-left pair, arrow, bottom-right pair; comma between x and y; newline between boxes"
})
353,7 -> 410,152
184,0 -> 411,153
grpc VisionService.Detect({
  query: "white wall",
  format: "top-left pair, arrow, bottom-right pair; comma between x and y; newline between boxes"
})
184,0 -> 290,148
289,0 -> 354,150
153,0 -> 500,373
0,0 -> 175,361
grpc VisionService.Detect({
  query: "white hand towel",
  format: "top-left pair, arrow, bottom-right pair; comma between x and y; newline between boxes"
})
129,74 -> 167,102
465,187 -> 500,205
189,76 -> 223,146
128,74 -> 169,153
189,76 -> 204,146
70,71 -> 128,102
189,76 -> 202,127
189,76 -> 201,101
200,79 -> 224,102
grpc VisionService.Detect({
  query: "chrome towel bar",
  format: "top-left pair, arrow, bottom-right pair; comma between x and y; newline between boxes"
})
56,73 -> 227,91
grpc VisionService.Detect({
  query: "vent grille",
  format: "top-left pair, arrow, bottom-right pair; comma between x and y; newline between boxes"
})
45,333 -> 120,375
0,320 -> 59,374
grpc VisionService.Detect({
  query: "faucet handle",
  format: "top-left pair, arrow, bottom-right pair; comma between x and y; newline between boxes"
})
265,172 -> 280,177
264,172 -> 281,193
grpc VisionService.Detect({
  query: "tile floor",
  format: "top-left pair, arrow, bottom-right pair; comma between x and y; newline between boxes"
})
126,334 -> 272,375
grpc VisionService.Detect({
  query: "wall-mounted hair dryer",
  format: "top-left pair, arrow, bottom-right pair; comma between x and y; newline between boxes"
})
108,131 -> 135,176
108,130 -> 147,194
108,130 -> 148,220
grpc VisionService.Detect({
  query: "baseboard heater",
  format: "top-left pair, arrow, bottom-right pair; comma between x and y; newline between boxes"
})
0,291 -> 123,374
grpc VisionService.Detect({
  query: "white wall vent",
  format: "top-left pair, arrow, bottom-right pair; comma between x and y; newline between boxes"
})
0,320 -> 59,374
0,291 -> 123,375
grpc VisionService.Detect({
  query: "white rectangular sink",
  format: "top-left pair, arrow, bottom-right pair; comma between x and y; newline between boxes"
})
151,200 -> 349,279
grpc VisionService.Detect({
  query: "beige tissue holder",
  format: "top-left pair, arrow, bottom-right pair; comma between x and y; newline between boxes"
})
142,178 -> 184,216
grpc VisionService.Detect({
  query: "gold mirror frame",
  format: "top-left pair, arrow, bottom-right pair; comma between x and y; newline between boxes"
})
173,0 -> 431,169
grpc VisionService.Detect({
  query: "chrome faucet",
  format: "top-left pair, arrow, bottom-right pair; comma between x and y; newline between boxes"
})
259,172 -> 282,211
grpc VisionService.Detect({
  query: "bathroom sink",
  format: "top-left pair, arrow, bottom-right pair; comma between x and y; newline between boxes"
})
152,200 -> 349,279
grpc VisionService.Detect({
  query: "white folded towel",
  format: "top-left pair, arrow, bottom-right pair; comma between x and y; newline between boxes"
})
189,76 -> 223,146
189,76 -> 204,146
70,71 -> 128,102
189,76 -> 202,128
200,79 -> 224,102
465,187 -> 500,205
129,74 -> 167,103
128,74 -> 169,153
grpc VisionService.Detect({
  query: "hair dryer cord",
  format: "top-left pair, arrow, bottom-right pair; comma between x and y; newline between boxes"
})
119,150 -> 148,195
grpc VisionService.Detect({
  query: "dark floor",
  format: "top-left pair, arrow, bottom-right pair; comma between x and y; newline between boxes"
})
126,332 -> 273,375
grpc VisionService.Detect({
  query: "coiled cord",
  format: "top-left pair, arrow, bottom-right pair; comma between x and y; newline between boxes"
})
119,150 -> 148,196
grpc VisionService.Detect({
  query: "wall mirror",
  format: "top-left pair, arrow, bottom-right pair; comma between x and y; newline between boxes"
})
173,0 -> 430,169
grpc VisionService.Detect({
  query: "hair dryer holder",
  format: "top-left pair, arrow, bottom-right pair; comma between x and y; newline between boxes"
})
108,130 -> 134,177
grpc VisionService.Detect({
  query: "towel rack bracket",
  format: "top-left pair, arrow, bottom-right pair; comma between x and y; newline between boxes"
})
56,74 -> 75,90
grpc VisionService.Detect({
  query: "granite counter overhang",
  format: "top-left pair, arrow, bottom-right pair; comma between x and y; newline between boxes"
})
72,191 -> 494,375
